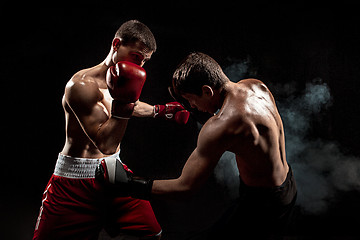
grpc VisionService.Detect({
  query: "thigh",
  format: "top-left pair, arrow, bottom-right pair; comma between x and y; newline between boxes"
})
105,196 -> 161,238
33,175 -> 103,240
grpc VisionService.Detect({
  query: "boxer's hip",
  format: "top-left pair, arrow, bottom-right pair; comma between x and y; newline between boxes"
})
239,164 -> 297,207
54,152 -> 120,178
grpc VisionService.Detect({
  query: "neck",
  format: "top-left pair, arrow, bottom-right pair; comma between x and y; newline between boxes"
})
96,48 -> 115,81
103,48 -> 115,68
218,81 -> 231,107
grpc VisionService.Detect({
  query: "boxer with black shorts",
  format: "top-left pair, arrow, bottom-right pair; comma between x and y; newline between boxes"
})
98,52 -> 297,238
33,20 -> 189,240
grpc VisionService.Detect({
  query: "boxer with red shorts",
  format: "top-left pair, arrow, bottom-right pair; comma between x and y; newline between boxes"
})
33,152 -> 161,239
33,20 -> 189,240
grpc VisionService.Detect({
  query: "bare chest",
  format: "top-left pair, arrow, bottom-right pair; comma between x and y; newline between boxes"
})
99,88 -> 113,115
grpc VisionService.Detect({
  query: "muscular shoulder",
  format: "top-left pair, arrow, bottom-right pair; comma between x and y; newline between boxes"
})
199,87 -> 257,145
197,112 -> 245,156
64,73 -> 103,111
238,78 -> 265,86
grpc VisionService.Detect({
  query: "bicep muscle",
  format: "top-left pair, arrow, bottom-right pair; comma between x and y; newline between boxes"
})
64,79 -> 108,139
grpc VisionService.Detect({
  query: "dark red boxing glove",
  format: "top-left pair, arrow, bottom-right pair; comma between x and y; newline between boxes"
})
154,102 -> 190,125
107,61 -> 146,119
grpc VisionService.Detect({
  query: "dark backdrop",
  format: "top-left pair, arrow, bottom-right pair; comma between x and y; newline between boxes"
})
2,2 -> 360,239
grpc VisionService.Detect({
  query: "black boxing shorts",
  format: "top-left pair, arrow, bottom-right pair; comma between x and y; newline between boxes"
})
240,164 -> 296,206
236,164 -> 297,235
209,164 -> 297,239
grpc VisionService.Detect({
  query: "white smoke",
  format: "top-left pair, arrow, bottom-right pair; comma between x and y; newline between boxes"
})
213,151 -> 239,200
277,80 -> 360,214
223,57 -> 250,81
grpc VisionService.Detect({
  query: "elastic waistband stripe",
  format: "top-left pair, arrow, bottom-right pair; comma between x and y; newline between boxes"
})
53,153 -> 120,179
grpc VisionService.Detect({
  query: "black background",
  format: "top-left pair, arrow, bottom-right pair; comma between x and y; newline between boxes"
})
2,2 -> 360,239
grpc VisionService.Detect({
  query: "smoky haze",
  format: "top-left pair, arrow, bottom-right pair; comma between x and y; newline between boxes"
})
277,80 -> 360,214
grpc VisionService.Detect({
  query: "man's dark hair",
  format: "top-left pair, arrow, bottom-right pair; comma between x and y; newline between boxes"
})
172,52 -> 227,96
115,20 -> 157,52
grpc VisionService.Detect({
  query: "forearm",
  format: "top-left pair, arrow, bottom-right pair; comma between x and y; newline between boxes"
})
133,101 -> 190,126
151,178 -> 194,200
133,101 -> 155,117
151,149 -> 219,200
96,157 -> 198,200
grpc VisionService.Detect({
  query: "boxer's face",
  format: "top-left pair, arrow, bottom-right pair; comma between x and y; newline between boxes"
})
112,38 -> 153,67
182,86 -> 216,114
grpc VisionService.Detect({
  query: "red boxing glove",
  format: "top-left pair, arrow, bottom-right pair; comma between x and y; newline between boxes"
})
154,102 -> 190,125
106,61 -> 146,119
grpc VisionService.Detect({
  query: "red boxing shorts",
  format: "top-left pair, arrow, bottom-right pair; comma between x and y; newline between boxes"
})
33,153 -> 161,240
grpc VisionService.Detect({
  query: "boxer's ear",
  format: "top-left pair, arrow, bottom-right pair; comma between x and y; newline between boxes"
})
202,85 -> 214,97
112,38 -> 122,51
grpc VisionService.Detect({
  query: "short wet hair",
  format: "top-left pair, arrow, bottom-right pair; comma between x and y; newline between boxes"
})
172,52 -> 227,96
115,20 -> 157,52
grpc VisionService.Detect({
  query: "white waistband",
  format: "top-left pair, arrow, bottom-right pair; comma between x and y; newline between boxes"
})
54,152 -> 121,179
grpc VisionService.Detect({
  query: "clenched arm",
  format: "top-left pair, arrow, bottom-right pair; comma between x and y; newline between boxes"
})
133,101 -> 155,117
151,117 -> 231,199
65,78 -> 128,155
